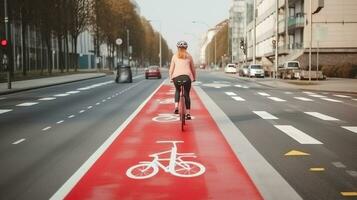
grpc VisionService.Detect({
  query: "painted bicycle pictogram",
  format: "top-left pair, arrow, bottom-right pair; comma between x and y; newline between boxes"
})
126,141 -> 205,179
152,113 -> 180,122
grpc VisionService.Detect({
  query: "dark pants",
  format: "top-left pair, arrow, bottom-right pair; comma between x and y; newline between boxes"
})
173,75 -> 191,109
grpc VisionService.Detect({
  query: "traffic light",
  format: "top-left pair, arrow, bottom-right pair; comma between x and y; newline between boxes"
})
1,39 -> 8,53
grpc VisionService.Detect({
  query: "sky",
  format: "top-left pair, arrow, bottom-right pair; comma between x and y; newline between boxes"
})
136,0 -> 231,61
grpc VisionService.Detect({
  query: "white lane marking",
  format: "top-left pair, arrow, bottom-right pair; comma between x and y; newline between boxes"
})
112,95 -> 115,98
79,110 -> 85,113
54,94 -> 70,97
234,85 -> 242,88
12,138 -> 26,145
303,91 -> 316,95
321,98 -> 343,103
268,97 -> 286,102
353,99 -> 357,101
57,120 -> 64,124
87,106 -> 93,109
77,87 -> 90,91
333,94 -> 351,98
116,93 -> 119,95
305,112 -> 339,121
294,97 -> 314,102
309,94 -> 326,98
225,92 -> 237,96
258,92 -> 270,96
107,97 -> 111,100
0,97 -> 6,100
274,125 -> 323,144
102,100 -> 106,102
285,92 -> 293,94
42,126 -> 52,131
253,111 -> 278,120
38,97 -> 56,101
96,102 -> 100,105
232,96 -> 246,101
67,91 -> 80,94
242,86 -> 249,89
50,80 -> 165,200
332,162 -> 346,168
16,102 -> 39,107
0,109 -> 12,114
342,126 -> 357,134
346,170 -> 357,177
68,115 -> 75,119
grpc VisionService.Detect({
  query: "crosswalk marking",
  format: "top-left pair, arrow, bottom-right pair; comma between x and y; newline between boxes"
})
16,102 -> 39,107
333,94 -> 351,98
225,92 -> 237,96
342,126 -> 357,134
258,92 -> 270,96
305,112 -> 339,121
232,96 -> 246,101
38,97 -> 56,101
294,97 -> 314,102
253,111 -> 278,119
0,109 -> 12,114
268,97 -> 286,102
275,125 -> 323,144
321,98 -> 343,103
309,94 -> 326,98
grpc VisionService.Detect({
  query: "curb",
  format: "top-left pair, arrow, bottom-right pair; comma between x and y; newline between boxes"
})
0,74 -> 107,96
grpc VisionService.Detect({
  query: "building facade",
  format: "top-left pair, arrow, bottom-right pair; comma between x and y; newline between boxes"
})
229,0 -> 246,63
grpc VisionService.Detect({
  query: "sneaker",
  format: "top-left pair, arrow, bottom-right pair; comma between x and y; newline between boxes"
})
186,114 -> 192,120
174,108 -> 179,114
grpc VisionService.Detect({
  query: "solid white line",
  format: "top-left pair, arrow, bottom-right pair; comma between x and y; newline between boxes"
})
54,94 -> 70,97
16,102 -> 39,107
258,92 -> 270,96
321,98 -> 342,103
12,138 -> 26,145
333,94 -> 351,98
57,120 -> 64,124
294,97 -> 314,102
342,126 -> 357,134
50,79 -> 165,200
225,92 -> 237,96
68,115 -> 75,119
42,126 -> 51,131
195,86 -> 303,200
253,111 -> 278,120
232,96 -> 246,101
309,94 -> 326,98
0,109 -> 12,114
38,97 -> 56,101
79,110 -> 85,113
274,125 -> 323,144
67,91 -> 80,94
268,97 -> 286,102
305,112 -> 339,121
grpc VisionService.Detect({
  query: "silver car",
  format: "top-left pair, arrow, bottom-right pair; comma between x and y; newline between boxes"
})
239,65 -> 249,77
248,64 -> 265,78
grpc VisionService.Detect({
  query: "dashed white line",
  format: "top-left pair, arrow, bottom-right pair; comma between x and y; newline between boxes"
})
258,92 -> 270,96
274,125 -> 323,144
38,97 -> 56,101
12,138 -> 26,145
253,111 -> 278,120
268,97 -> 286,102
77,87 -> 90,91
16,102 -> 39,107
309,94 -> 326,98
305,112 -> 339,121
342,126 -> 357,134
346,170 -> 357,177
225,92 -> 237,96
333,94 -> 351,98
96,103 -> 100,105
284,92 -> 293,94
68,115 -> 75,119
57,120 -> 64,124
102,100 -> 106,102
54,94 -> 70,97
42,126 -> 52,131
321,98 -> 343,103
332,162 -> 346,168
0,109 -> 12,114
353,99 -> 357,101
294,97 -> 314,102
232,96 -> 246,101
79,110 -> 85,113
87,106 -> 93,109
234,85 -> 242,88
67,91 -> 80,94
0,97 -> 6,100
303,91 -> 316,95
107,97 -> 111,100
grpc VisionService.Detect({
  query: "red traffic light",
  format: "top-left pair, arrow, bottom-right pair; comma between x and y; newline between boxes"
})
1,39 -> 8,47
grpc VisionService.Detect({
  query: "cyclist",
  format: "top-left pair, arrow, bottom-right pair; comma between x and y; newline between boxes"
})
169,40 -> 196,120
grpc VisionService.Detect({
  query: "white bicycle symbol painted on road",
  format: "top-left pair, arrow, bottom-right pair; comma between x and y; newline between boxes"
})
126,141 -> 206,179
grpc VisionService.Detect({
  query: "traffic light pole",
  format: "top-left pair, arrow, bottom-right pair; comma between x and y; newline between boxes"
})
4,0 -> 11,89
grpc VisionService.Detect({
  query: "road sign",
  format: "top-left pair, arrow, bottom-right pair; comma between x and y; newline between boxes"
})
116,38 -> 123,46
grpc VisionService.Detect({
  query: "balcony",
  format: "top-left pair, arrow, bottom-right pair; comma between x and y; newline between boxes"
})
288,14 -> 305,30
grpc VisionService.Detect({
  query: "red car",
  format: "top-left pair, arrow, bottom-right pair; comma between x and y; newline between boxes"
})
145,66 -> 161,79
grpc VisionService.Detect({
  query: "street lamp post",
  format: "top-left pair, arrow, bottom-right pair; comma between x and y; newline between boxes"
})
3,0 -> 11,89
148,20 -> 162,68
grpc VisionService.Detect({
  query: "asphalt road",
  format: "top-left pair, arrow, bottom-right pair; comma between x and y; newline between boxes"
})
0,73 -> 165,200
197,71 -> 357,200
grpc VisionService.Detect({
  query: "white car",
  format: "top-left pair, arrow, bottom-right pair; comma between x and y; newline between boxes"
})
248,64 -> 265,78
224,64 -> 237,74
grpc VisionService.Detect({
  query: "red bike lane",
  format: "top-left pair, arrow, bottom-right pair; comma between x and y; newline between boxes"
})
64,83 -> 263,200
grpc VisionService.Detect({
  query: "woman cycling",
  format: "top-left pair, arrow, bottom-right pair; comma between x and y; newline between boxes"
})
169,40 -> 196,120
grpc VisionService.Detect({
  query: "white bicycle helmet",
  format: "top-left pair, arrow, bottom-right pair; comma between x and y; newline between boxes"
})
176,41 -> 188,49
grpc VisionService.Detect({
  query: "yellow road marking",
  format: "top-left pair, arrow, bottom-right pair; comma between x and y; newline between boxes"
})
285,150 -> 310,156
341,192 -> 357,196
309,168 -> 325,172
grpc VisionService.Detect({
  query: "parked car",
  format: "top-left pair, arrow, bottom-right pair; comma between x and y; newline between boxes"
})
248,64 -> 265,78
224,63 -> 237,74
239,65 -> 249,77
145,65 -> 161,79
278,61 -> 326,80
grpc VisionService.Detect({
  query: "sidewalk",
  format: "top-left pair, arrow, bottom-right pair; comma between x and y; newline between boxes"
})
0,73 -> 106,95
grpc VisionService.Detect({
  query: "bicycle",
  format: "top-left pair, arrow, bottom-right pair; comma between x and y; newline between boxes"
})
177,80 -> 187,131
126,141 -> 205,179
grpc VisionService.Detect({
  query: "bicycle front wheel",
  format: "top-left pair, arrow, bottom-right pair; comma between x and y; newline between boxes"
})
126,163 -> 159,179
171,161 -> 206,177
